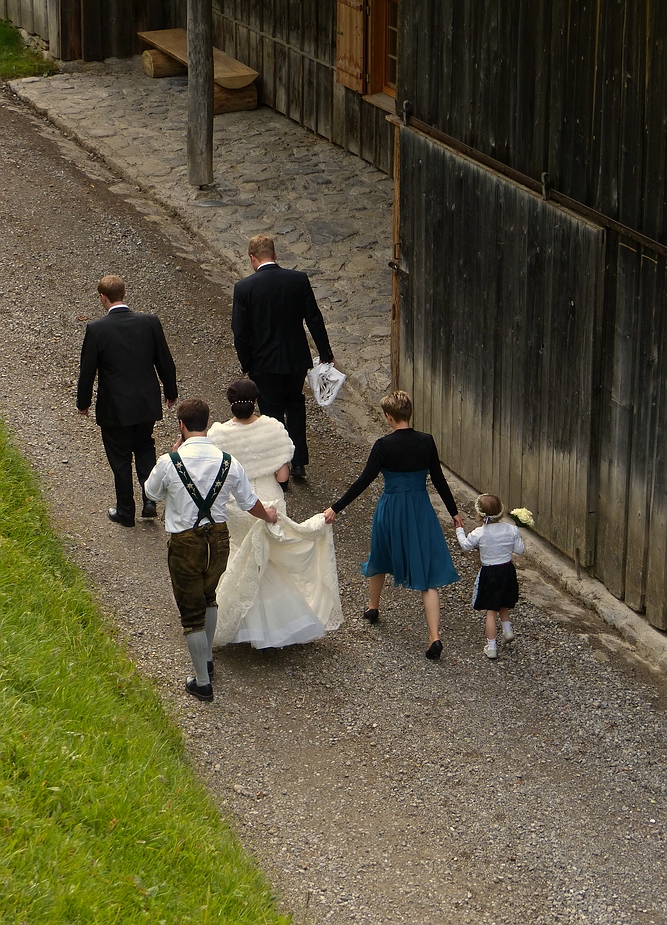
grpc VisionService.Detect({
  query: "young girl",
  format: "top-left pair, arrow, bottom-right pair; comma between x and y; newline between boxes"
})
324,390 -> 463,660
456,493 -> 524,659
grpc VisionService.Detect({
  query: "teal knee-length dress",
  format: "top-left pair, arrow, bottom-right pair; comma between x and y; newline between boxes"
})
332,428 -> 460,591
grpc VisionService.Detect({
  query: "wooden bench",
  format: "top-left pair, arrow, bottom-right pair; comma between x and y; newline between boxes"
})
138,28 -> 258,114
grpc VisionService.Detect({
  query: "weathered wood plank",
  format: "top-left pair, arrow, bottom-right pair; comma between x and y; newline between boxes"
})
6,0 -> 22,29
331,76 -> 346,148
344,87 -> 361,157
642,1 -> 667,242
46,0 -> 60,58
624,250 -> 659,610
302,54 -> 318,133
617,0 -> 645,234
645,258 -> 667,629
273,41 -> 288,114
288,0 -> 302,51
316,62 -> 332,140
288,46 -> 302,124
261,33 -> 275,108
595,240 -> 637,598
22,0 -> 34,34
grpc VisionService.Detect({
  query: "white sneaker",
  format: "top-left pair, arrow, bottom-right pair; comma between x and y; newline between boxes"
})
484,643 -> 498,659
503,627 -> 515,642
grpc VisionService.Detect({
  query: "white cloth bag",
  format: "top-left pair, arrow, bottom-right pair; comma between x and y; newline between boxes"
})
307,356 -> 346,406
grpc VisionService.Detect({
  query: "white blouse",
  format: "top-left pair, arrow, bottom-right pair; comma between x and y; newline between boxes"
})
456,522 -> 525,565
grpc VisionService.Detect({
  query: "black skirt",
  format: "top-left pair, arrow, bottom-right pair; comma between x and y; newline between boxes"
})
472,562 -> 519,611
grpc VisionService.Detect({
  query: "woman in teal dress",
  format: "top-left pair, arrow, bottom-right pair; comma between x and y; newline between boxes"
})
324,390 -> 463,659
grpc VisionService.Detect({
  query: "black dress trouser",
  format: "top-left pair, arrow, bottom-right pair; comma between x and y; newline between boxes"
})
100,421 -> 156,521
251,371 -> 308,467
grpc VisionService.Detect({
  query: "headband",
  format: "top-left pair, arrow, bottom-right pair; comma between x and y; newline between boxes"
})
474,495 -> 504,524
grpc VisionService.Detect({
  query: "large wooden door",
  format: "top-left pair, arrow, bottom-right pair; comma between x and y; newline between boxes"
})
399,126 -> 605,566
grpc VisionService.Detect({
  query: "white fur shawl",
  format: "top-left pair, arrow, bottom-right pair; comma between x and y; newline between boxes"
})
207,415 -> 294,479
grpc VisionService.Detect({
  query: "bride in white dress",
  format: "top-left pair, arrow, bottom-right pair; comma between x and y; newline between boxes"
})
208,379 -> 343,649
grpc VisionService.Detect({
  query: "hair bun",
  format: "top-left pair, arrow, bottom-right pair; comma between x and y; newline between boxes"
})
226,378 -> 259,405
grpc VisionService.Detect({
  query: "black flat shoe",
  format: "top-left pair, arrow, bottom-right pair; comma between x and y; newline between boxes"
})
291,465 -> 306,478
363,607 -> 379,624
141,500 -> 157,518
185,677 -> 214,702
425,640 -> 443,660
107,507 -> 135,527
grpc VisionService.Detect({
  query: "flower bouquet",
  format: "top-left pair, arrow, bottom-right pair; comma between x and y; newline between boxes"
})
510,507 -> 534,528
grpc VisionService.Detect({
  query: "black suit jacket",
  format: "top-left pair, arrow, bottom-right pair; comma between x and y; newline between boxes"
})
232,264 -> 334,376
76,307 -> 178,428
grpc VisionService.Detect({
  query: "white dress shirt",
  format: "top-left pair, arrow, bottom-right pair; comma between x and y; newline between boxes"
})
456,522 -> 525,565
145,436 -> 258,533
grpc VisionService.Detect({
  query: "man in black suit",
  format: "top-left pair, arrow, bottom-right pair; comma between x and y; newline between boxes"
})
231,234 -> 334,478
77,275 -> 178,527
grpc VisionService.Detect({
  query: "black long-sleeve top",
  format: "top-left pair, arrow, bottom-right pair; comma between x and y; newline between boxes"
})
331,428 -> 458,516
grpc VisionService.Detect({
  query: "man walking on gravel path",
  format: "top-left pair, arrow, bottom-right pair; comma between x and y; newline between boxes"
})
231,234 -> 334,480
76,274 -> 178,527
145,399 -> 277,702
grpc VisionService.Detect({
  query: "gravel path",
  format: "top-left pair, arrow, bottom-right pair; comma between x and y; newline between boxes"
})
1,87 -> 666,925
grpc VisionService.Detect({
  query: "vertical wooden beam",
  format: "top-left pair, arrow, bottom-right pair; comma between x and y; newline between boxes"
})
46,0 -> 60,58
187,0 -> 214,187
80,0 -> 102,60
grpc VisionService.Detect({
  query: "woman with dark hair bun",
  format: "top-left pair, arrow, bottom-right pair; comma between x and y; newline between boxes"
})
208,379 -> 342,649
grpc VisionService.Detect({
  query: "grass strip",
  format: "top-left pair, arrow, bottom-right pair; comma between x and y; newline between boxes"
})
0,19 -> 58,79
0,422 -> 289,924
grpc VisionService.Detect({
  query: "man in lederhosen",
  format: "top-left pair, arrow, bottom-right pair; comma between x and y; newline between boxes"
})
145,398 -> 277,702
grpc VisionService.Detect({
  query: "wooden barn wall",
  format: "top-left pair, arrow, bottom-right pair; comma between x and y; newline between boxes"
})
1,0 -> 49,41
399,128 -> 604,567
400,127 -> 667,630
596,239 -> 667,629
210,0 -> 394,174
79,0 -> 183,60
399,0 -> 667,246
1,0 -> 182,59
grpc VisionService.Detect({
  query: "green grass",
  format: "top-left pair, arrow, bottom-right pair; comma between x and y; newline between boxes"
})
0,422 -> 290,924
0,19 -> 58,79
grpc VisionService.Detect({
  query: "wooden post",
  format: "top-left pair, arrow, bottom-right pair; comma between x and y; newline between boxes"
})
187,0 -> 213,187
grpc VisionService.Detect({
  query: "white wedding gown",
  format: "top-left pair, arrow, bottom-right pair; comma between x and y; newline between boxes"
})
208,415 -> 343,649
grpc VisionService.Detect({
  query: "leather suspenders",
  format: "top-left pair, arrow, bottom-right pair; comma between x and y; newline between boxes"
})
169,451 -> 231,528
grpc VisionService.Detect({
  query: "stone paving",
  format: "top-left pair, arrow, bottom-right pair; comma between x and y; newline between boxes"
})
11,57 -> 394,433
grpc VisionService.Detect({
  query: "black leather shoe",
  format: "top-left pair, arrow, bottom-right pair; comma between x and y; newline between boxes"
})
107,508 -> 135,527
291,465 -> 306,478
363,607 -> 379,624
425,639 -> 444,660
185,677 -> 214,702
207,660 -> 214,680
141,501 -> 157,518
